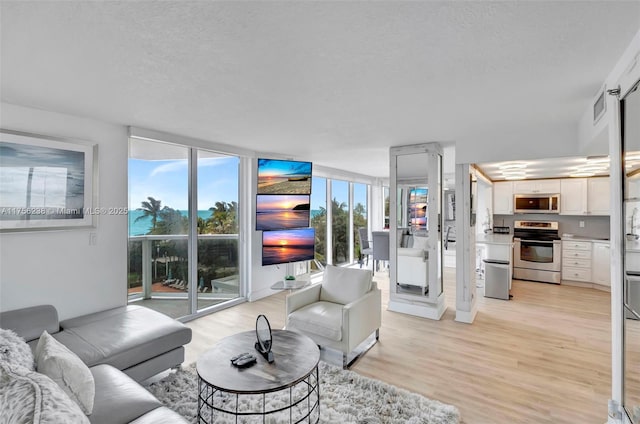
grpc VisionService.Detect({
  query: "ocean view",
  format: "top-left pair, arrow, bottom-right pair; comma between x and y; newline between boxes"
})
129,209 -> 323,235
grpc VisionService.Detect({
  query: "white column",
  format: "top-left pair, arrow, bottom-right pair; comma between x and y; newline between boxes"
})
455,164 -> 478,324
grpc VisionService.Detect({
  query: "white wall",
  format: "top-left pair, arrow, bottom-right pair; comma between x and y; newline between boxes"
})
0,103 -> 128,320
455,124 -> 579,165
578,29 -> 640,157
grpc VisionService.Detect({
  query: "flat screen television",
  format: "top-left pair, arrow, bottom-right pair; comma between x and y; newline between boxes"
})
256,194 -> 310,230
262,227 -> 315,266
409,188 -> 428,231
257,158 -> 312,195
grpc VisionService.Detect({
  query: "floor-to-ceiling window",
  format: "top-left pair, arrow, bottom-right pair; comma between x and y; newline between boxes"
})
128,140 -> 190,317
196,150 -> 239,311
310,177 -> 327,270
384,186 -> 390,229
331,179 -> 350,265
353,183 -> 368,262
128,137 -> 241,319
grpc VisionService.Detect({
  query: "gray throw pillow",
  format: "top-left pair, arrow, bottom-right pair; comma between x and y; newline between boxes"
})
0,362 -> 90,424
35,331 -> 95,415
0,328 -> 35,371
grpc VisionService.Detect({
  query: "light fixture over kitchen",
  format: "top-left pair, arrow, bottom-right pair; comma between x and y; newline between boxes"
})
568,156 -> 610,177
475,156 -> 622,181
498,162 -> 528,180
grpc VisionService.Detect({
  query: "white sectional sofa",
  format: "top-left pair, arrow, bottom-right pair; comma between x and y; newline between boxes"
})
0,304 -> 192,423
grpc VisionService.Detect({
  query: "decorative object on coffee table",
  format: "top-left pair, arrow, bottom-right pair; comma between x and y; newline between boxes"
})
196,330 -> 320,423
254,314 -> 274,363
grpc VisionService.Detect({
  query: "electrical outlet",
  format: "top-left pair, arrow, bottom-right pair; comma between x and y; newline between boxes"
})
89,232 -> 97,245
579,221 -> 585,228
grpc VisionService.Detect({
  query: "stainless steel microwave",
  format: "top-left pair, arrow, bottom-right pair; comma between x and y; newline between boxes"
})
514,194 -> 560,214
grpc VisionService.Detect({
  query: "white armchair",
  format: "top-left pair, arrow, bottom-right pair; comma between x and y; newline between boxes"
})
285,265 -> 382,368
397,234 -> 429,293
397,247 -> 428,289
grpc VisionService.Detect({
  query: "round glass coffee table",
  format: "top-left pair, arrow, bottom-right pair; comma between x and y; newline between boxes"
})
196,329 -> 320,423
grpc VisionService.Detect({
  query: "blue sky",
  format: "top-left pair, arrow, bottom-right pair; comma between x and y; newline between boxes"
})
129,157 -> 239,211
311,178 -> 367,210
129,158 -> 366,212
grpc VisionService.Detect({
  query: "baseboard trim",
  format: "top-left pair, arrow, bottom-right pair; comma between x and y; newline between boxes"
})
388,297 -> 446,320
455,303 -> 478,324
562,280 -> 611,292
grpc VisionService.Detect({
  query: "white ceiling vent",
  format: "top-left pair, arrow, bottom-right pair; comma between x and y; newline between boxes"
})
593,84 -> 607,125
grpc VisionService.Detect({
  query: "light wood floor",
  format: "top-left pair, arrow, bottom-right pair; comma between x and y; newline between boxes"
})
184,267 -> 611,424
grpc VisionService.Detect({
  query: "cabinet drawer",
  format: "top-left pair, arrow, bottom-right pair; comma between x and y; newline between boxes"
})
563,258 -> 591,268
562,241 -> 591,250
563,249 -> 592,260
562,266 -> 592,282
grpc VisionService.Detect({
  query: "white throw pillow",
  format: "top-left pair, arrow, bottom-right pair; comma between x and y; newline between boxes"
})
35,331 -> 95,415
0,362 -> 90,424
0,328 -> 35,371
319,264 -> 372,305
412,235 -> 428,250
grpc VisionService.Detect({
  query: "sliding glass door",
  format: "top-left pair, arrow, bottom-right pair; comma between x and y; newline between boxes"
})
196,150 -> 239,312
128,141 -> 190,318
128,138 -> 241,319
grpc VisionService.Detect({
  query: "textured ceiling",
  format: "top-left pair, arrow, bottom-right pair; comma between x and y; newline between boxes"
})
1,1 -> 639,178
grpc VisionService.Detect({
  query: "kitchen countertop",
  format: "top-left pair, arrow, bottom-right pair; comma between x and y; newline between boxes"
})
560,236 -> 639,252
561,235 -> 610,242
476,233 -> 513,245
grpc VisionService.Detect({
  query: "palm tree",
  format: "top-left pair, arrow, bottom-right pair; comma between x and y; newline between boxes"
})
135,197 -> 162,233
206,201 -> 238,234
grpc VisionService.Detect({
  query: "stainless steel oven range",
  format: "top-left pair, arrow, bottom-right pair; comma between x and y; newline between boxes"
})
513,220 -> 561,284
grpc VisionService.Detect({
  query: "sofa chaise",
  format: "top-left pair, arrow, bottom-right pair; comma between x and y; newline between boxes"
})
0,304 -> 193,423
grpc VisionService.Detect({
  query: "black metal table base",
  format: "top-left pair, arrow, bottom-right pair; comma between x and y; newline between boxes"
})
197,365 -> 320,423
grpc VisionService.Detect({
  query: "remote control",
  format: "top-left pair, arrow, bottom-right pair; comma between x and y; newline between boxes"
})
234,355 -> 256,367
230,352 -> 251,363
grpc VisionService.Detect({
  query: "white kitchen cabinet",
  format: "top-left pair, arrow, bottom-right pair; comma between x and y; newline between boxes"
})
627,175 -> 640,200
562,240 -> 592,282
493,181 -> 513,215
513,179 -> 561,194
587,177 -> 610,215
560,178 -> 587,215
592,241 -> 611,286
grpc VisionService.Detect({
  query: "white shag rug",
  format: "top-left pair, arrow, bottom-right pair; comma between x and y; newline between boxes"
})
145,361 -> 460,424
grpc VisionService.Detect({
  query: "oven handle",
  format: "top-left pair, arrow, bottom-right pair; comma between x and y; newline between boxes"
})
516,239 -> 561,245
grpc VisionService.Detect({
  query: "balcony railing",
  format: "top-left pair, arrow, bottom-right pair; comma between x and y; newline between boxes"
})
128,234 -> 239,300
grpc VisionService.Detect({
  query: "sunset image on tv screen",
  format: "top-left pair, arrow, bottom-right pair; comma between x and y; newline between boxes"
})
256,194 -> 310,230
257,159 -> 311,195
410,188 -> 428,231
262,228 -> 315,266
